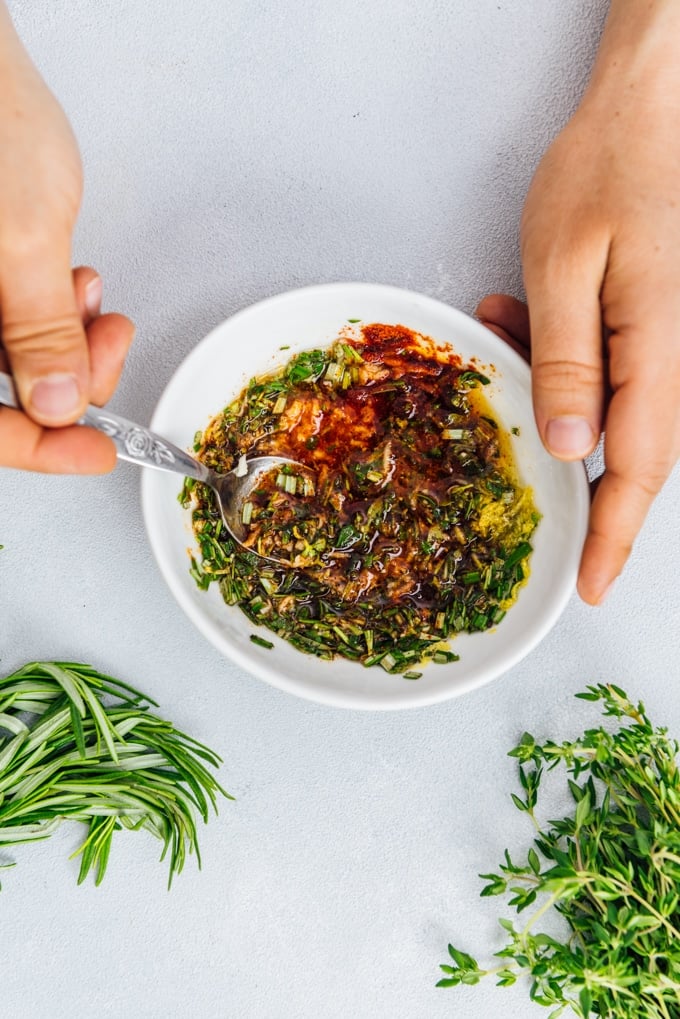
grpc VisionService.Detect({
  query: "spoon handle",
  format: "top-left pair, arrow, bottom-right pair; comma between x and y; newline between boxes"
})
0,370 -> 210,484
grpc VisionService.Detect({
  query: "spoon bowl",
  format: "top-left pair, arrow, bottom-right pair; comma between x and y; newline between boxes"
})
201,454 -> 314,553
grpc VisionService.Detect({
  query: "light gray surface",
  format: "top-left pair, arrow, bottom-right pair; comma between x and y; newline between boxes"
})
1,2 -> 678,1018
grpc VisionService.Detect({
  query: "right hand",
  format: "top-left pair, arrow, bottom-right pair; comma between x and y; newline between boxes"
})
0,9 -> 133,473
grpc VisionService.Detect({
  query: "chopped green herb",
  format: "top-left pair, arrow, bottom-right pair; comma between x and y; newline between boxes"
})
249,634 -> 274,649
431,650 -> 460,664
186,324 -> 538,674
459,370 -> 491,387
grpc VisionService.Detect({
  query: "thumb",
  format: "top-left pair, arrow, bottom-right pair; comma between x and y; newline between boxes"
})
523,245 -> 607,461
0,242 -> 90,426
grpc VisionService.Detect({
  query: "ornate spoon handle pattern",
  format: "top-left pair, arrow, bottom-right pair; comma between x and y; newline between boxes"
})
0,371 -> 209,483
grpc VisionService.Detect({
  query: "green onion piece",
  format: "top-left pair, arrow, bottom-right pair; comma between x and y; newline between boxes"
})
249,634 -> 274,649
380,653 -> 397,673
324,362 -> 343,385
341,343 -> 364,363
503,542 -> 533,570
403,671 -> 422,680
432,650 -> 460,664
442,428 -> 465,440
241,501 -> 253,525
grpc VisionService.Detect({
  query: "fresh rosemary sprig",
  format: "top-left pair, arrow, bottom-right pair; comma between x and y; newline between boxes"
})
438,684 -> 680,1018
0,662 -> 232,888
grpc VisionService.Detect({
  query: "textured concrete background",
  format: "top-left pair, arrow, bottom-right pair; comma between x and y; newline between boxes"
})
1,2 -> 678,1018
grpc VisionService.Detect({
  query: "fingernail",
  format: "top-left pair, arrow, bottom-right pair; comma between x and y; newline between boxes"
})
84,275 -> 102,317
545,415 -> 595,458
29,372 -> 82,420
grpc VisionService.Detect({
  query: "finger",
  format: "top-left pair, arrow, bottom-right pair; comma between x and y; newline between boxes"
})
577,365 -> 679,604
0,265 -> 102,372
476,294 -> 531,350
478,322 -> 530,364
522,232 -> 609,460
87,313 -> 135,405
0,404 -> 116,474
0,239 -> 91,426
72,265 -> 103,325
70,268 -> 134,404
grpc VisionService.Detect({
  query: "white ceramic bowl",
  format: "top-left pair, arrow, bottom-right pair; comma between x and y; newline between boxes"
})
142,283 -> 589,710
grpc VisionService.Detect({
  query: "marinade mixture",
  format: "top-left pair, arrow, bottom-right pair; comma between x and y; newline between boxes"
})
181,324 -> 539,675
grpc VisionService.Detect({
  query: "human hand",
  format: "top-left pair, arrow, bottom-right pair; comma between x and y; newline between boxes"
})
1,266 -> 135,472
499,3 -> 680,606
0,5 -> 133,473
478,279 -> 678,606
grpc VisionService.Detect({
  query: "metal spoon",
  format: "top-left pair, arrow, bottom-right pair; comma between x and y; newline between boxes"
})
0,370 -> 310,554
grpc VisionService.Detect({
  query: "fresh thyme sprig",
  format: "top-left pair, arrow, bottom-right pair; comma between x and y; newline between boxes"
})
0,662 -> 232,888
438,684 -> 680,1018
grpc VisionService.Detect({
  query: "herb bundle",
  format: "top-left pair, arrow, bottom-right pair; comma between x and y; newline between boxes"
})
439,685 -> 680,1017
0,662 -> 231,888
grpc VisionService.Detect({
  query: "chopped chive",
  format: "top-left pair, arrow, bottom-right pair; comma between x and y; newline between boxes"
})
432,650 -> 460,664
249,634 -> 274,649
503,542 -> 533,570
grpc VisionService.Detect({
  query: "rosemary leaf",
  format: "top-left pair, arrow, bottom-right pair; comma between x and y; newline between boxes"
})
0,662 -> 232,889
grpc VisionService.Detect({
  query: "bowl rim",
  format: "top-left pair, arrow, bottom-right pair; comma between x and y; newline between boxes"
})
142,282 -> 590,710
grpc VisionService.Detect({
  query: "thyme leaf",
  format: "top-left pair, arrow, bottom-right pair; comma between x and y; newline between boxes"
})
439,684 -> 680,1017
